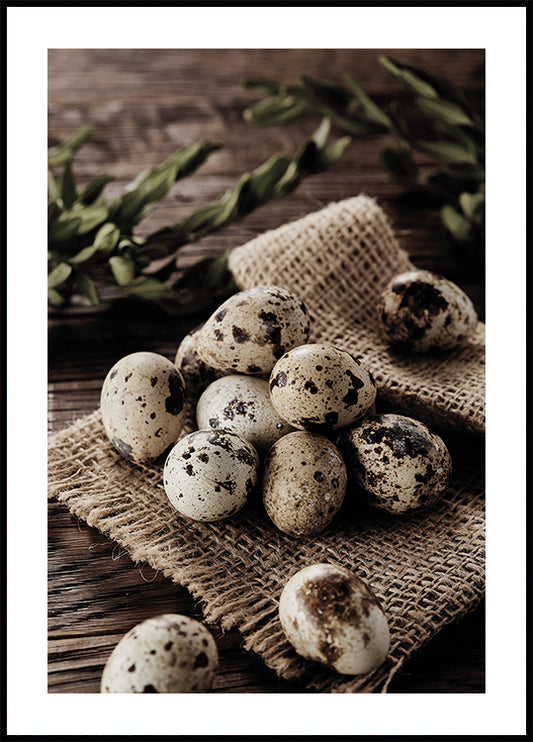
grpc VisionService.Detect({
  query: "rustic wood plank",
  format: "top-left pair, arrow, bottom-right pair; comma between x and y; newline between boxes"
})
48,48 -> 485,694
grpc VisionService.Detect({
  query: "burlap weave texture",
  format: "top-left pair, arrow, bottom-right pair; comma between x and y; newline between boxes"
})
48,194 -> 485,693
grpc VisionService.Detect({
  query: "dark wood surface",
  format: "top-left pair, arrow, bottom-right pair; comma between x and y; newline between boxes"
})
48,48 -> 485,694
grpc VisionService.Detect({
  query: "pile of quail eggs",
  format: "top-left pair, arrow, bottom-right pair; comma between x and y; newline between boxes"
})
99,272 -> 477,692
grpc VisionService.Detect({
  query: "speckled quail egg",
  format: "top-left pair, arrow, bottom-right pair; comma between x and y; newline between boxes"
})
100,614 -> 218,693
269,343 -> 376,432
196,375 -> 295,452
262,431 -> 347,536
195,285 -> 310,376
379,269 -> 478,353
100,351 -> 186,465
174,323 -> 226,396
337,413 -> 452,515
164,429 -> 260,522
279,563 -> 390,675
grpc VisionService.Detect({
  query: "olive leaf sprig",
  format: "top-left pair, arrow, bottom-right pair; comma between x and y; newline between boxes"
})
48,118 -> 350,314
243,55 -> 485,261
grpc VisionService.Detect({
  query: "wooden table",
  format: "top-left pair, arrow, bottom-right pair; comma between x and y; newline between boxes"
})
48,48 -> 485,693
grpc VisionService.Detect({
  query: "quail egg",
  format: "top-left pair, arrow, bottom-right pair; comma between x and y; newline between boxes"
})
279,563 -> 390,675
100,351 -> 186,465
337,413 -> 452,514
100,614 -> 218,693
196,375 -> 294,452
262,431 -> 347,536
174,323 -> 225,396
269,343 -> 376,432
195,285 -> 310,376
379,269 -> 478,352
164,429 -> 260,522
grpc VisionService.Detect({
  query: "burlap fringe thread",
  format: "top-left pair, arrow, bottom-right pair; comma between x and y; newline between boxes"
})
48,195 -> 485,693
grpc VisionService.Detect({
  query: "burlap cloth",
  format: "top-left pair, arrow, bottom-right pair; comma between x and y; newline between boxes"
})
48,195 -> 485,693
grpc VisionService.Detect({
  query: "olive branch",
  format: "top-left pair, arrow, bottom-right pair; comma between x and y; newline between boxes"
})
243,55 -> 485,262
48,119 -> 350,314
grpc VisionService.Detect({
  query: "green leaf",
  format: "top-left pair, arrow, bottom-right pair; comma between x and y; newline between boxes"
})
343,75 -> 392,129
242,77 -> 283,95
49,205 -> 109,242
79,175 -> 115,205
298,119 -> 348,174
129,242 -> 170,261
459,189 -> 485,223
380,147 -> 419,185
110,140 -> 222,228
441,162 -> 485,181
160,250 -> 239,315
380,56 -> 441,99
76,272 -> 100,305
48,262 -> 72,288
49,214 -> 82,243
319,135 -> 351,172
48,169 -> 60,204
69,244 -> 100,264
109,255 -> 135,286
114,168 -> 177,226
239,155 -> 291,212
93,222 -> 120,255
381,55 -> 473,112
126,276 -> 174,300
48,287 -> 65,306
243,95 -> 307,126
388,101 -> 479,165
198,176 -> 248,232
310,116 -> 331,149
48,200 -> 61,223
417,139 -> 478,165
298,76 -> 383,135
48,124 -> 94,167
415,97 -> 476,128
175,198 -> 233,238
441,204 -> 472,243
301,75 -> 352,112
60,162 -> 77,209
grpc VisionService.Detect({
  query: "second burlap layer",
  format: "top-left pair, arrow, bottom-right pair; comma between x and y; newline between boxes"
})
229,194 -> 485,435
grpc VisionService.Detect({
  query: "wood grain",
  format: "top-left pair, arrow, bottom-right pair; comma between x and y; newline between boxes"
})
48,48 -> 485,694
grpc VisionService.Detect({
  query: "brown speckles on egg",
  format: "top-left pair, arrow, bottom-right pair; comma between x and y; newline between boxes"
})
164,429 -> 259,522
262,431 -> 347,537
194,286 -> 310,376
231,325 -> 250,343
269,344 -> 376,432
174,324 -> 227,397
379,270 -> 478,353
165,369 -> 185,416
197,375 -> 294,451
100,352 -> 186,465
279,563 -> 390,675
338,413 -> 452,514
193,652 -> 208,669
100,614 -> 218,693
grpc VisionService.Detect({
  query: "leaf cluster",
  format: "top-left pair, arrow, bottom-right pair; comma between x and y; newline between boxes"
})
243,55 -> 485,259
48,119 -> 350,313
